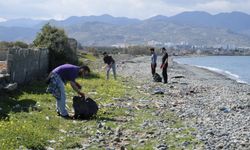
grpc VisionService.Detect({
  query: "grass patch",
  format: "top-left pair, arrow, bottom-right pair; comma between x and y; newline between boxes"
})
0,53 -> 203,149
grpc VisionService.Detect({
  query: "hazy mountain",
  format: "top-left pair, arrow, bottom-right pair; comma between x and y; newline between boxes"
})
0,18 -> 45,28
62,20 -> 250,47
47,14 -> 141,27
1,11 -> 250,47
0,26 -> 38,42
166,11 -> 250,33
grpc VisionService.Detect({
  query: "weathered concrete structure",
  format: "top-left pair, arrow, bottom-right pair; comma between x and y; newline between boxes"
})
0,51 -> 8,61
7,48 -> 48,84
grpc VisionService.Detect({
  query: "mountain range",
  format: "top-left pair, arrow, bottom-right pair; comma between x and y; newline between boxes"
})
1,11 -> 250,47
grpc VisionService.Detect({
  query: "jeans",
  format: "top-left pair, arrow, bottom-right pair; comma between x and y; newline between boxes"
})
151,63 -> 157,76
56,76 -> 68,116
47,73 -> 68,116
162,66 -> 168,83
106,63 -> 116,80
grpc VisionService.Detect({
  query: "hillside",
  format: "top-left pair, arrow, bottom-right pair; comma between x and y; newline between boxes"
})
1,11 -> 250,46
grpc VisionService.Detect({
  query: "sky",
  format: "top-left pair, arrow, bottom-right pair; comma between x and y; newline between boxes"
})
0,0 -> 250,21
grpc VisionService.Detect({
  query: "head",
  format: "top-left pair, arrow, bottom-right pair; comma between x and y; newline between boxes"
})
161,47 -> 166,54
103,52 -> 108,57
150,48 -> 155,54
79,65 -> 90,77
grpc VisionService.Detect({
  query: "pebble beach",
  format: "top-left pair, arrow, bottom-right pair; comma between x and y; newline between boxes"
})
117,56 -> 250,149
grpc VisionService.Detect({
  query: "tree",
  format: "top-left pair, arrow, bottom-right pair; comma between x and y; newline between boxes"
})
33,23 -> 76,71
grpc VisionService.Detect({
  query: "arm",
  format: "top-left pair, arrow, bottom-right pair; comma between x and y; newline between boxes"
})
70,81 -> 85,98
160,55 -> 168,69
46,72 -> 52,84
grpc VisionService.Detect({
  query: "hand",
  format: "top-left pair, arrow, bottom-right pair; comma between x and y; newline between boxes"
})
160,64 -> 164,69
78,92 -> 85,99
76,84 -> 82,90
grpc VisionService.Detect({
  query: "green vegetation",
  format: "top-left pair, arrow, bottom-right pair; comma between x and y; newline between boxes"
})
0,41 -> 29,49
85,46 -> 153,56
0,53 -> 202,149
33,23 -> 77,71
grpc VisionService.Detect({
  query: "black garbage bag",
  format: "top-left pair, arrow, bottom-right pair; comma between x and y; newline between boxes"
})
153,73 -> 162,82
72,96 -> 98,119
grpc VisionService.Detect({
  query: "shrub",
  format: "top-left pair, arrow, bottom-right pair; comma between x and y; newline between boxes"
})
33,23 -> 77,71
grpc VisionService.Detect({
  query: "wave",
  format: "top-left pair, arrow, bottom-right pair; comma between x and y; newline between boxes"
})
194,65 -> 247,84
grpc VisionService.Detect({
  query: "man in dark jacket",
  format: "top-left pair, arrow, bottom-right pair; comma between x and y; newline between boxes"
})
46,64 -> 90,118
103,52 -> 116,80
160,47 -> 168,83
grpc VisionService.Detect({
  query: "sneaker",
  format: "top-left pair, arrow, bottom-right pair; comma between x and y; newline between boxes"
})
61,115 -> 73,120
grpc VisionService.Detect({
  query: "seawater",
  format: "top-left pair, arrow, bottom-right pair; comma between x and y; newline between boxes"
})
175,56 -> 250,84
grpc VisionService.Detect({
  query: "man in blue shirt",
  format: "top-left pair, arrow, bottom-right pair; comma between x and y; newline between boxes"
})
46,64 -> 90,118
150,48 -> 157,76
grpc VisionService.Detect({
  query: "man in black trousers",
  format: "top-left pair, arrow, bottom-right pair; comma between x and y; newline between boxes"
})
160,47 -> 168,83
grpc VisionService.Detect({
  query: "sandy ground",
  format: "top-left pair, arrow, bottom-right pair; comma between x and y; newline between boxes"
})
0,61 -> 7,71
117,55 -> 250,150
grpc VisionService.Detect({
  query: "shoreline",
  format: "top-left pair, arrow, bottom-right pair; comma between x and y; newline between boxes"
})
174,61 -> 249,85
173,56 -> 249,85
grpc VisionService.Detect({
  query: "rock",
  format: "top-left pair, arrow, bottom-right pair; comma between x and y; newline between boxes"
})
104,126 -> 111,130
120,145 -> 126,150
141,121 -> 149,128
48,140 -> 56,144
139,139 -> 146,143
45,116 -> 50,120
182,141 -> 191,147
107,131 -> 114,136
146,131 -> 155,135
153,88 -> 165,95
45,147 -> 54,150
88,92 -> 98,95
82,144 -> 90,149
13,104 -> 20,108
219,107 -> 230,113
4,83 -> 17,91
97,122 -> 103,128
59,129 -> 67,133
172,75 -> 185,79
216,143 -> 224,149
115,126 -> 122,137
113,137 -> 121,142
156,144 -> 168,150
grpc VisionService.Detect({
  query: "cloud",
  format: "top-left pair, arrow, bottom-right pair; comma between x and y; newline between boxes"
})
0,17 -> 7,22
0,0 -> 249,20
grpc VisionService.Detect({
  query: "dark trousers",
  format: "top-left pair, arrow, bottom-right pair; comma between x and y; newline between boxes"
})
151,63 -> 157,76
162,67 -> 168,83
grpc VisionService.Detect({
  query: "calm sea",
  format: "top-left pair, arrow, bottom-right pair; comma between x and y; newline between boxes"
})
175,56 -> 250,84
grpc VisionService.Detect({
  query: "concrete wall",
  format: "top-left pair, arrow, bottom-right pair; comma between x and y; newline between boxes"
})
0,51 -> 8,61
7,48 -> 48,84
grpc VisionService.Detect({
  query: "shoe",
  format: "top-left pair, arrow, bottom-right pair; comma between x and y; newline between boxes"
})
57,111 -> 61,116
61,115 -> 72,120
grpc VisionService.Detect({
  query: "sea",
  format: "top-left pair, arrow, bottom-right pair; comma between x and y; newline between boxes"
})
174,56 -> 250,84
